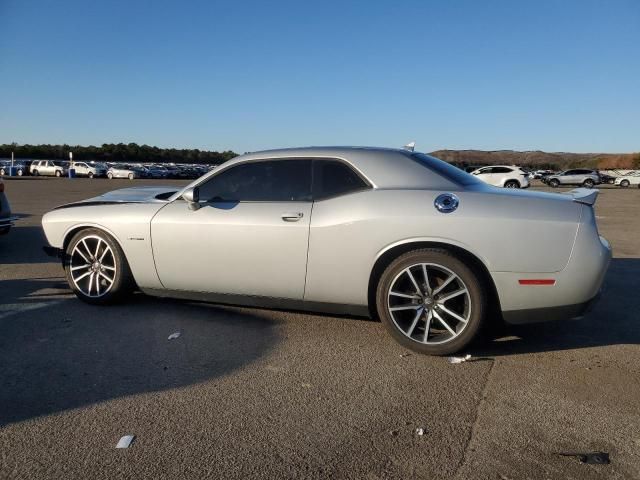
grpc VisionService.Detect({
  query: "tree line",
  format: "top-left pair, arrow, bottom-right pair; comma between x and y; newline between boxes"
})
0,143 -> 238,165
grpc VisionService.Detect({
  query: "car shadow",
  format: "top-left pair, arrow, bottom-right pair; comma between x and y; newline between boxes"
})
479,258 -> 639,355
0,276 -> 280,427
0,225 -> 58,265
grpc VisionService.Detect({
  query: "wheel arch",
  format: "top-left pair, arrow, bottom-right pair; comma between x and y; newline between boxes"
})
367,240 -> 503,323
62,224 -> 126,262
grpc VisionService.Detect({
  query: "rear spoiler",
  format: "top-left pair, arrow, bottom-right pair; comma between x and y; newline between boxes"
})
566,188 -> 599,206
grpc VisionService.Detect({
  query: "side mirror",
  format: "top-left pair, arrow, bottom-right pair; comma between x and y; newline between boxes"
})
183,186 -> 201,211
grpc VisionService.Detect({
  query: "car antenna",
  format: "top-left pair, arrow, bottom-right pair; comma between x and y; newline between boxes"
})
403,141 -> 416,152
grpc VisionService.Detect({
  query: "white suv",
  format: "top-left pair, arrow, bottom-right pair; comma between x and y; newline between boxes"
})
72,162 -> 107,178
470,165 -> 530,189
30,160 -> 68,177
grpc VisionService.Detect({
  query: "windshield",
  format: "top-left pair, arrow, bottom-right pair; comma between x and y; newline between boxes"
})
410,153 -> 483,186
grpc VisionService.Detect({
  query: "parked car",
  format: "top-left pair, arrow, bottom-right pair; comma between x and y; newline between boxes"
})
0,161 -> 28,177
542,169 -> 600,188
470,165 -> 530,188
614,175 -> 640,188
107,165 -> 141,180
72,162 -> 107,178
41,147 -> 610,355
598,171 -> 616,185
532,169 -> 555,179
30,160 -> 68,177
0,179 -> 15,234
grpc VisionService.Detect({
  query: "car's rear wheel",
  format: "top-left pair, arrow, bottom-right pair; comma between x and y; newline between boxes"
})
32,170 -> 39,176
549,179 -> 560,188
504,180 -> 520,189
376,249 -> 486,355
64,228 -> 134,305
620,179 -> 630,188
583,179 -> 595,188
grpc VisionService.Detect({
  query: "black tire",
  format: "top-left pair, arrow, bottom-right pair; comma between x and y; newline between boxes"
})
376,248 -> 487,355
88,172 -> 94,179
32,170 -> 39,176
17,169 -> 23,176
128,173 -> 134,180
64,228 -> 135,305
55,170 -> 62,177
107,172 -> 113,179
549,179 -> 560,188
504,180 -> 520,189
0,226 -> 10,235
582,179 -> 594,188
620,180 -> 630,188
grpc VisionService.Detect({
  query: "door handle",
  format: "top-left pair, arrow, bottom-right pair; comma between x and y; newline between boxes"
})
281,212 -> 304,222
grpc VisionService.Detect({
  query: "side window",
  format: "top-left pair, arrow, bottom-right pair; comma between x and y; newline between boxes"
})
198,159 -> 312,202
564,170 -> 576,175
312,159 -> 369,200
493,167 -> 513,174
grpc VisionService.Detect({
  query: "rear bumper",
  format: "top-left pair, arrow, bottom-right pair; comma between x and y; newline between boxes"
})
495,231 -> 611,325
502,291 -> 602,324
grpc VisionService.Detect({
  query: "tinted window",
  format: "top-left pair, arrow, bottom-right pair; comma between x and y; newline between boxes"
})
198,159 -> 312,202
492,167 -> 513,173
410,153 -> 483,186
313,160 -> 368,200
564,170 -> 577,175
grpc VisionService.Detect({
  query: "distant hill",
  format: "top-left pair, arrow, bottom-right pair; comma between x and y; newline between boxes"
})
429,149 -> 640,170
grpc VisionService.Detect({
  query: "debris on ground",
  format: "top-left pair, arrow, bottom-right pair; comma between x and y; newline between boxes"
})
400,353 -> 412,358
116,435 -> 136,449
390,430 -> 399,436
448,354 -> 472,364
167,332 -> 181,340
415,428 -> 426,436
558,451 -> 610,465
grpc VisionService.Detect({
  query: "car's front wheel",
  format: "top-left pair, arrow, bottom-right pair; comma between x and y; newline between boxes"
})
504,180 -> 520,188
107,172 -> 113,179
583,178 -> 595,188
376,249 -> 486,355
64,229 -> 135,305
128,173 -> 134,180
549,179 -> 560,187
620,180 -> 630,188
55,170 -> 62,177
88,172 -> 94,179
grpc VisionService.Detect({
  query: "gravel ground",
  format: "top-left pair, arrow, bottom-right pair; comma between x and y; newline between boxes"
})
1,177 -> 638,479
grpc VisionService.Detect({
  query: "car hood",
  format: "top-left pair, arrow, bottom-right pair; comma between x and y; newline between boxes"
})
54,186 -> 179,210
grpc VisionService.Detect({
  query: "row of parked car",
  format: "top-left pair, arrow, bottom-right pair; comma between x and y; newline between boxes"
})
0,160 -> 215,180
463,165 -> 639,189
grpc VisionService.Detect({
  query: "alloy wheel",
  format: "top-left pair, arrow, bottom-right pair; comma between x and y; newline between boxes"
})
70,235 -> 117,298
387,263 -> 471,345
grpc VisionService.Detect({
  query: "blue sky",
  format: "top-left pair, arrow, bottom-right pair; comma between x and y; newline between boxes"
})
1,0 -> 638,153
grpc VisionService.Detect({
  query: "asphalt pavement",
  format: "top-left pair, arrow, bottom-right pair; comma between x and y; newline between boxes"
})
1,177 -> 638,479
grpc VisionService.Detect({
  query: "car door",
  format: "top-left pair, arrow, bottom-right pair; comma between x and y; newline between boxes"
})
561,170 -> 577,185
473,167 -> 495,185
151,158 -> 313,300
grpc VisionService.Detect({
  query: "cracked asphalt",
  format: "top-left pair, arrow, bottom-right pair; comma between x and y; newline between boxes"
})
1,177 -> 639,479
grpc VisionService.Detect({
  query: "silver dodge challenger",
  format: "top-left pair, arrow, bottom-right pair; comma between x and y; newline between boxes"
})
42,147 -> 611,355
